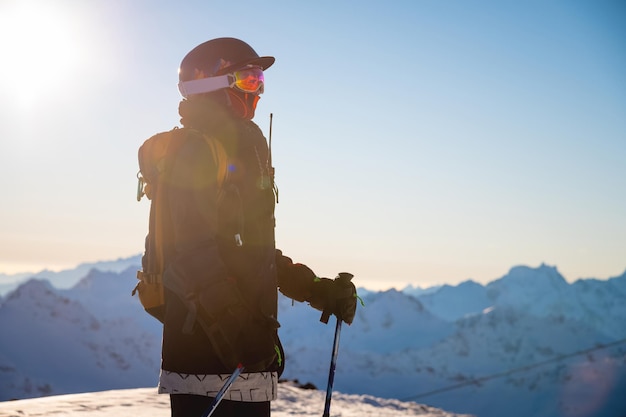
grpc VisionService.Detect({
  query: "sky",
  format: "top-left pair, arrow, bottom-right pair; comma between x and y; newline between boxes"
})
0,0 -> 624,290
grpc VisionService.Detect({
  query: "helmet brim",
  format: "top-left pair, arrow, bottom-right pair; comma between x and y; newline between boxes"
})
217,56 -> 275,75
248,56 -> 275,70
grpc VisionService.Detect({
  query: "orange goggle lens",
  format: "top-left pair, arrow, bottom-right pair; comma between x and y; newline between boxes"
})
231,66 -> 264,94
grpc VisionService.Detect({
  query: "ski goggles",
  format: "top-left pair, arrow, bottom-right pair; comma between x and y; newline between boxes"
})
178,66 -> 265,98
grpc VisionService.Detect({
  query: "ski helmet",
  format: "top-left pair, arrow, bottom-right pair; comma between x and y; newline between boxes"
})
178,37 -> 275,96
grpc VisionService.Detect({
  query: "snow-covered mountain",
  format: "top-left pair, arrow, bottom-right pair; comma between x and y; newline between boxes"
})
0,255 -> 142,296
1,258 -> 625,417
0,273 -> 160,399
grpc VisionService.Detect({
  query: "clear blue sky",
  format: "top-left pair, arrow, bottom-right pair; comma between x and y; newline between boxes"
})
0,0 -> 624,290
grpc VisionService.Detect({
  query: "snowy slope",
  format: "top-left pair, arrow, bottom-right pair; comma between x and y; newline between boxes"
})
570,275 -> 626,337
1,259 -> 625,417
0,384 -> 473,417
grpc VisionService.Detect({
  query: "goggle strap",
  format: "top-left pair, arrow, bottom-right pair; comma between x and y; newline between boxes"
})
178,75 -> 232,98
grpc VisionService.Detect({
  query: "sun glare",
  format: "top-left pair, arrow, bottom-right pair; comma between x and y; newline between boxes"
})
0,1 -> 85,109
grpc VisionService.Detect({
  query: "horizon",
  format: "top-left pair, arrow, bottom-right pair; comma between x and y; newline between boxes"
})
1,253 -> 624,293
1,0 -> 625,290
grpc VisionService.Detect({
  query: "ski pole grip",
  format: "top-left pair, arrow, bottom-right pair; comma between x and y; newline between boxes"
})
336,272 -> 354,284
320,272 -> 354,324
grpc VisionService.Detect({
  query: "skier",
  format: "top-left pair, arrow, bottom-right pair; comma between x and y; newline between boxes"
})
142,37 -> 357,417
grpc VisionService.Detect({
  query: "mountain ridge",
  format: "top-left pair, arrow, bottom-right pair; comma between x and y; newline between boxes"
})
1,258 -> 625,417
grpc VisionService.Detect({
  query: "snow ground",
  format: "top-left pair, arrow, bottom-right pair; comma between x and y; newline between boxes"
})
0,383 -> 473,417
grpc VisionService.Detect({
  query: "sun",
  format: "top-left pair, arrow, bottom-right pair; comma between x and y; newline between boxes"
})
0,0 -> 85,109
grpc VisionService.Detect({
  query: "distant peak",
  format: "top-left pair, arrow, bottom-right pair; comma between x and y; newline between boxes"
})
457,279 -> 482,288
486,263 -> 569,302
6,278 -> 56,301
17,278 -> 54,291
505,264 -> 564,282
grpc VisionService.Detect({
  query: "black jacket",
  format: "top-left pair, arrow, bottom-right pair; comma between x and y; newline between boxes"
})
153,101 -> 281,375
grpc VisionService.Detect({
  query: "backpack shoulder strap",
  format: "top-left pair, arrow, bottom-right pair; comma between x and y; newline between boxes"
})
135,127 -> 230,318
183,128 -> 229,192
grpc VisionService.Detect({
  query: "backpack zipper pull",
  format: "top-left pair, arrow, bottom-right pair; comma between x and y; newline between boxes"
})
136,172 -> 145,202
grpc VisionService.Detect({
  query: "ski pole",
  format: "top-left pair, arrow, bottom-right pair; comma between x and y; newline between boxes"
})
322,272 -> 353,417
202,363 -> 245,417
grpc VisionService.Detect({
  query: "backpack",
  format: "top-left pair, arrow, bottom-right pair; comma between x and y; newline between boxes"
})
132,127 -> 228,321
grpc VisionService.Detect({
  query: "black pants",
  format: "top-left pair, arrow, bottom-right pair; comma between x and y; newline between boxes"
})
170,394 -> 270,417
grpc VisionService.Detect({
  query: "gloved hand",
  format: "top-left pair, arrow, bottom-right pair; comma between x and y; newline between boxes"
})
309,273 -> 357,325
276,250 -> 358,324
